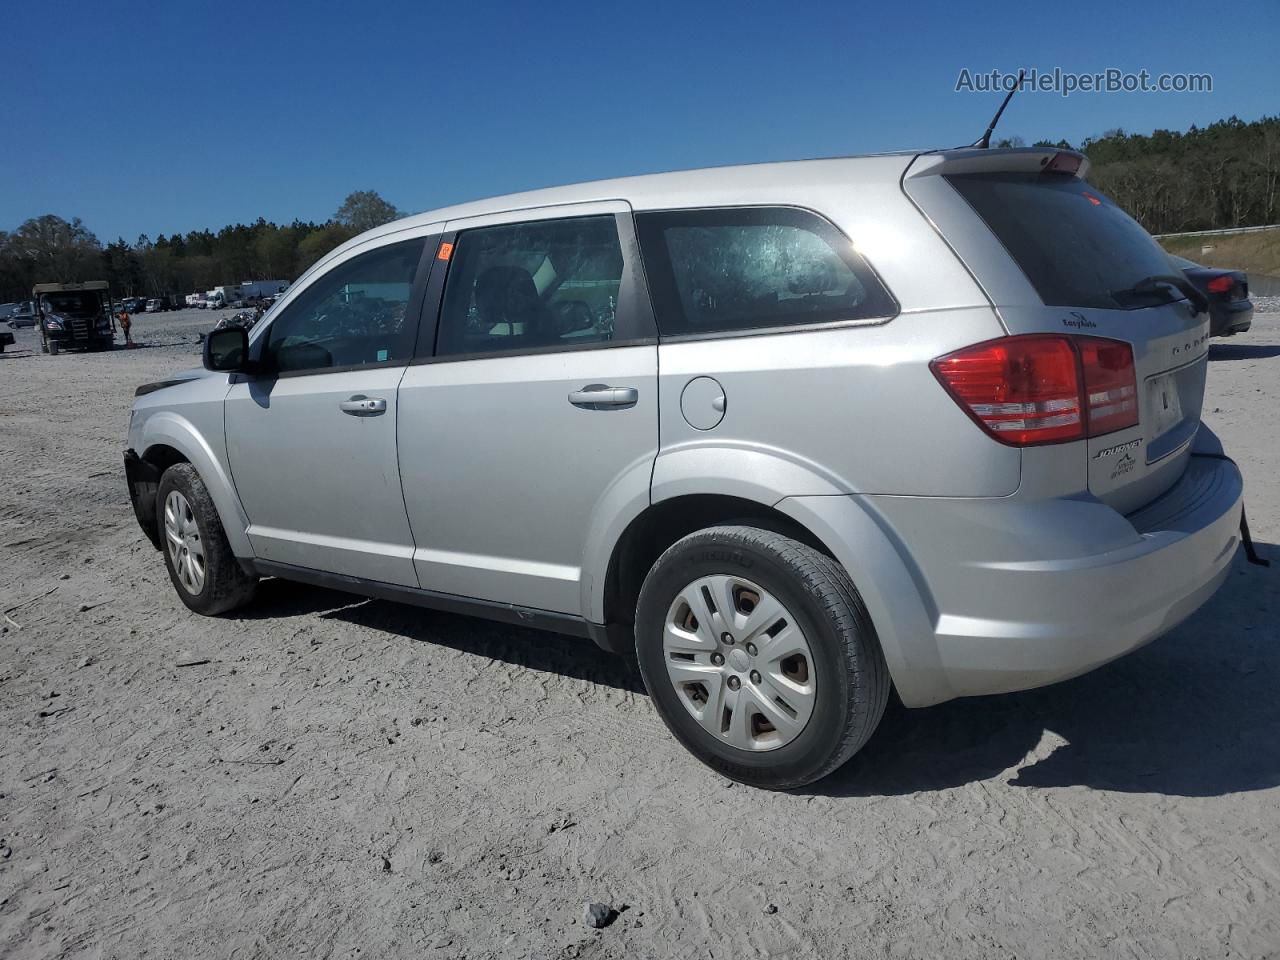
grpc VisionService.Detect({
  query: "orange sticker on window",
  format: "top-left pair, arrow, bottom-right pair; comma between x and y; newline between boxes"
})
436,241 -> 454,261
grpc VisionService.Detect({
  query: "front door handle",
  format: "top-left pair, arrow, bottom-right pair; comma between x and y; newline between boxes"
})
568,384 -> 639,409
339,395 -> 387,416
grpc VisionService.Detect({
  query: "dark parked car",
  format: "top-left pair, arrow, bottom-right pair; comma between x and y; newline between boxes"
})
1170,255 -> 1253,337
8,302 -> 37,328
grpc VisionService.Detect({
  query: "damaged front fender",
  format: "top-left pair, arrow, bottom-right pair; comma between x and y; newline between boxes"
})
123,449 -> 162,550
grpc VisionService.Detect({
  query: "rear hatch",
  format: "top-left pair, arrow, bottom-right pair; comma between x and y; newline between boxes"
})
904,149 -> 1209,514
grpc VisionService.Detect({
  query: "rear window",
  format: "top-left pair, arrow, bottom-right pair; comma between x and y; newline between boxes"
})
635,207 -> 897,336
945,173 -> 1182,311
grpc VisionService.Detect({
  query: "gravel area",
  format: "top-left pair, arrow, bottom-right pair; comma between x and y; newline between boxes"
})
1,308 -> 1279,959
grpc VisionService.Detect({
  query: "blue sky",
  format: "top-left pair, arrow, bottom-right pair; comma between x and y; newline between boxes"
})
3,0 -> 1277,242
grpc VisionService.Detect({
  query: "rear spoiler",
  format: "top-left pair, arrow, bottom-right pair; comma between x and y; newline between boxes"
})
904,147 -> 1089,181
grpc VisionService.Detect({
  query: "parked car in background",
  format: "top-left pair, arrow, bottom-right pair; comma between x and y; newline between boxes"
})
122,297 -> 146,315
146,299 -> 163,313
125,147 -> 1244,789
1169,255 -> 1253,337
8,302 -> 37,327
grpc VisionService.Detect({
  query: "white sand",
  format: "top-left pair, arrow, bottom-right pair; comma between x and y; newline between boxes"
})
2,310 -> 1278,958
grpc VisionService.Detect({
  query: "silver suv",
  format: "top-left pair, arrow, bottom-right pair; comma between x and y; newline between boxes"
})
125,147 -> 1244,788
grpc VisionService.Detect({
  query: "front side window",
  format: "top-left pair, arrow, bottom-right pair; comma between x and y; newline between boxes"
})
636,207 -> 897,336
436,215 -> 623,357
265,238 -> 425,372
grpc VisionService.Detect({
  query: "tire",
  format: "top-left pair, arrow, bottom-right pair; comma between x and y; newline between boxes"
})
156,463 -> 257,615
635,525 -> 889,790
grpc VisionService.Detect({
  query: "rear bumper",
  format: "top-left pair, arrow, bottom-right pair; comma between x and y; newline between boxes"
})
931,455 -> 1239,699
1211,300 -> 1253,336
793,437 -> 1243,707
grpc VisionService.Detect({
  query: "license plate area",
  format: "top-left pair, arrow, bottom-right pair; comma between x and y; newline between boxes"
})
1148,371 -> 1183,437
1144,358 -> 1205,464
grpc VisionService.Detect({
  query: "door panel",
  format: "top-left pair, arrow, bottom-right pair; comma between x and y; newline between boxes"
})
396,204 -> 658,616
225,367 -> 418,586
223,234 -> 434,586
397,346 -> 657,612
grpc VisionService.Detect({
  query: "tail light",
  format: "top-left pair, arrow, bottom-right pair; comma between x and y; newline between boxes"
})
1203,273 -> 1233,296
1076,337 -> 1138,435
931,334 -> 1138,446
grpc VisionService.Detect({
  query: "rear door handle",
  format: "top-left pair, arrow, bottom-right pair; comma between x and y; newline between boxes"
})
568,385 -> 639,409
339,395 -> 387,416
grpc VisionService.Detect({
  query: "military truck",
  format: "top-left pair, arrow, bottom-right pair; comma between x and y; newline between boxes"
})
34,281 -> 116,354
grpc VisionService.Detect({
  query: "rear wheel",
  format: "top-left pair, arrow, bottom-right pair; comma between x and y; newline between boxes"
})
635,525 -> 889,790
157,463 -> 257,615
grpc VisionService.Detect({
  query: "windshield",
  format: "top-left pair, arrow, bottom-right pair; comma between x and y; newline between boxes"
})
945,172 -> 1183,310
40,292 -> 101,316
1168,254 -> 1200,270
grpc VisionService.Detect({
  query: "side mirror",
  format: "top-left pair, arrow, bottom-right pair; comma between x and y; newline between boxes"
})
203,326 -> 250,372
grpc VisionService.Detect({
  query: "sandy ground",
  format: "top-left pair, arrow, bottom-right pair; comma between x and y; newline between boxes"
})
1,308 -> 1279,960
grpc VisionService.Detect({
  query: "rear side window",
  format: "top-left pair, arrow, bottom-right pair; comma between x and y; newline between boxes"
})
436,215 -> 624,357
635,207 -> 896,336
945,173 -> 1181,311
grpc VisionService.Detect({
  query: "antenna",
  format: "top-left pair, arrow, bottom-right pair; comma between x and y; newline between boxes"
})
972,69 -> 1025,149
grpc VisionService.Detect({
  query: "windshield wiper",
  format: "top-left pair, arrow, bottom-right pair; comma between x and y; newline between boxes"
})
1112,275 -> 1209,315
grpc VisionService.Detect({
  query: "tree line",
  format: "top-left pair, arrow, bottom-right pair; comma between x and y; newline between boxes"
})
0,191 -> 401,304
3,114 -> 1278,303
1010,114 -> 1279,235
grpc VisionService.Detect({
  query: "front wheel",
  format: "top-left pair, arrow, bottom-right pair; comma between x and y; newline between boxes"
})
157,463 -> 257,615
635,525 -> 889,790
